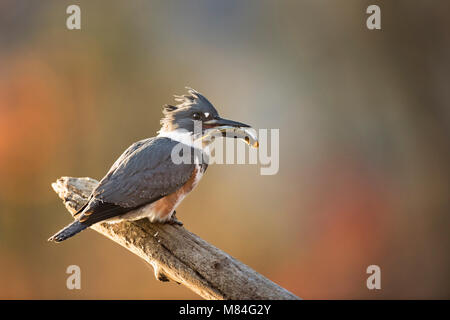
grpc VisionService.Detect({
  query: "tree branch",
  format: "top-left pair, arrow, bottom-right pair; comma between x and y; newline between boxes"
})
51,176 -> 300,300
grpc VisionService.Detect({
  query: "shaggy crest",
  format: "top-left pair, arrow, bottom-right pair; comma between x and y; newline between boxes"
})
159,87 -> 217,132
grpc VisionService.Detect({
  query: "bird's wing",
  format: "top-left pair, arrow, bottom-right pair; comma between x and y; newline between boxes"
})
73,138 -> 152,219
107,138 -> 151,174
77,137 -> 200,225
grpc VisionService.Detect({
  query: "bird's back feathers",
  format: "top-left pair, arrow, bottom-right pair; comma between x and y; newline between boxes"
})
49,136 -> 207,242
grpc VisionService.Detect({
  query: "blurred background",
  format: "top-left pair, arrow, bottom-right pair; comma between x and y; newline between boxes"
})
0,0 -> 449,299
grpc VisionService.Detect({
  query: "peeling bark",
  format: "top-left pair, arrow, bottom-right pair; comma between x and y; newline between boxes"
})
51,176 -> 300,300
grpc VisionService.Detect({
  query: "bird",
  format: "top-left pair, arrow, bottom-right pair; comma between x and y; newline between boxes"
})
49,88 -> 254,242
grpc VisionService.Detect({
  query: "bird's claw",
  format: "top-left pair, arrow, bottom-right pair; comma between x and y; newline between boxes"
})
168,211 -> 183,226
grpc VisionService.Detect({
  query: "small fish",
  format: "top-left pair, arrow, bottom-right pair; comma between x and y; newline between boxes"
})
201,125 -> 259,148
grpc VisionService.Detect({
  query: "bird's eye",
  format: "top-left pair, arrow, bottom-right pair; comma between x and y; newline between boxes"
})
192,112 -> 201,120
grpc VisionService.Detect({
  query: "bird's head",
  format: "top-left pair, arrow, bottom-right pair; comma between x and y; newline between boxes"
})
159,88 -> 252,142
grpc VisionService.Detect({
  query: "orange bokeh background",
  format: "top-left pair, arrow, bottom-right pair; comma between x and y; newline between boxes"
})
0,1 -> 449,299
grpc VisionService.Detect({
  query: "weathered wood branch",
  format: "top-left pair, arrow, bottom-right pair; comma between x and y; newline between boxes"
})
51,176 -> 300,300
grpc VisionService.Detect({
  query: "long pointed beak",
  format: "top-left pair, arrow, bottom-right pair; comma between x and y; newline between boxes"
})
200,116 -> 258,148
203,117 -> 250,129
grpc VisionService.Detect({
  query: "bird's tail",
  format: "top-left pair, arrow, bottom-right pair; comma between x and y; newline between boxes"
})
48,220 -> 88,242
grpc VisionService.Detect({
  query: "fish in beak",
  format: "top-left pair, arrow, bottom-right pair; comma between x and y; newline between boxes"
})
201,117 -> 259,148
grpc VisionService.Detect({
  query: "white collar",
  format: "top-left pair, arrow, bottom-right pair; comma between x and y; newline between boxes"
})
157,129 -> 203,149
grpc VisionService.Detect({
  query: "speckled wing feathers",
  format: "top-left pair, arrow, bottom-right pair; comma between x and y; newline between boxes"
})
77,137 -> 198,225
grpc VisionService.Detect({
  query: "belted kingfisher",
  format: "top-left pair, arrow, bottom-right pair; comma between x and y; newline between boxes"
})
49,88 -> 254,242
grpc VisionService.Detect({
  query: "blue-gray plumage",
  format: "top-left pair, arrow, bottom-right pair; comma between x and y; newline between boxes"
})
94,137 -> 199,208
49,88 -> 251,242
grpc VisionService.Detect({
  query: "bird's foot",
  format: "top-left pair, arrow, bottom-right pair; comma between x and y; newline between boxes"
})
168,211 -> 183,226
